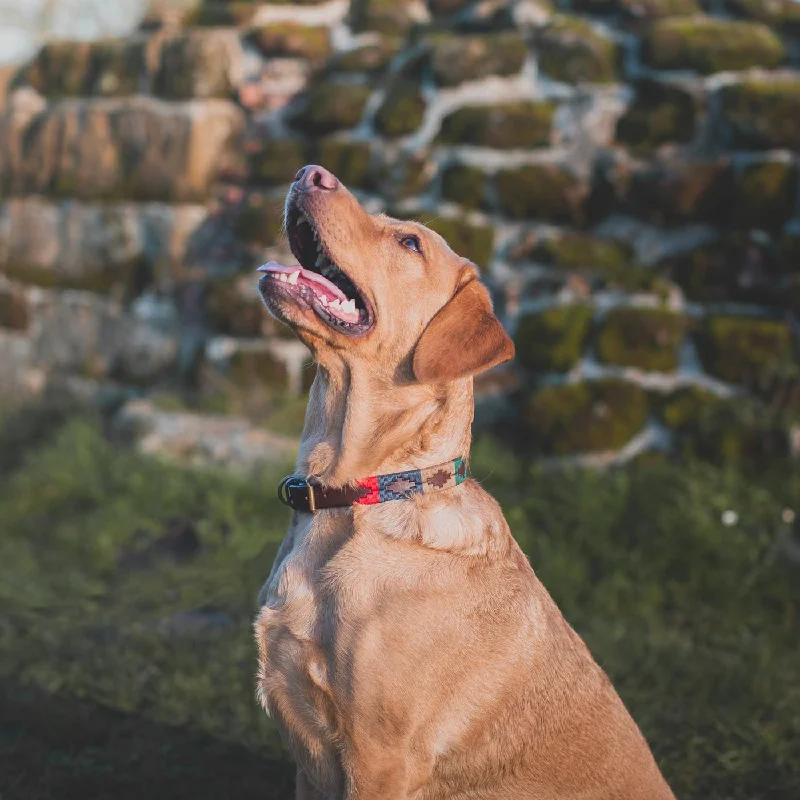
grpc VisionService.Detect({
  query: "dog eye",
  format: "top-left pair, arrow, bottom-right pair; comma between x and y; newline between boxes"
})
399,235 -> 421,253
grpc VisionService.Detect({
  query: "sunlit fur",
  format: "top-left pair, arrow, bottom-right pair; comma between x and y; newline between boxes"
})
255,174 -> 675,799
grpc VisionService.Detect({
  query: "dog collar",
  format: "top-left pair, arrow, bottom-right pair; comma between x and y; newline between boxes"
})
278,457 -> 468,513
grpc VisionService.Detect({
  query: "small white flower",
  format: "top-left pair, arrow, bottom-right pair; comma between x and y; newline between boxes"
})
782,508 -> 796,525
721,510 -> 739,526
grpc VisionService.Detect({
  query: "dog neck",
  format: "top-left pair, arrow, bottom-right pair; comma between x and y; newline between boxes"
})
296,356 -> 474,489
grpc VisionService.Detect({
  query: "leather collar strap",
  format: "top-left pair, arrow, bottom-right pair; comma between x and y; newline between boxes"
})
278,458 -> 468,513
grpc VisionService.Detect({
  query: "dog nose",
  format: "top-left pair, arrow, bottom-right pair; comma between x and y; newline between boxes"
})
294,165 -> 338,192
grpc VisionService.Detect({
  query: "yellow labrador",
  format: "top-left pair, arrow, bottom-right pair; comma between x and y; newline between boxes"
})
254,165 -> 675,800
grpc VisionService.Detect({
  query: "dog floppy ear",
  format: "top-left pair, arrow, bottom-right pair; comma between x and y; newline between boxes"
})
413,279 -> 515,383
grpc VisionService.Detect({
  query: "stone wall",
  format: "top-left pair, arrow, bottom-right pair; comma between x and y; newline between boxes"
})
1,0 -> 799,467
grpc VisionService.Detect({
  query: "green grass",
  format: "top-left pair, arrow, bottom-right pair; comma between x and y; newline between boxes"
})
0,408 -> 798,798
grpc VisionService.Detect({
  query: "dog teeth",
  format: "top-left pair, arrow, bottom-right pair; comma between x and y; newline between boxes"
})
341,299 -> 356,315
287,270 -> 299,285
319,296 -> 328,306
278,273 -> 288,282
329,299 -> 341,310
296,215 -> 309,228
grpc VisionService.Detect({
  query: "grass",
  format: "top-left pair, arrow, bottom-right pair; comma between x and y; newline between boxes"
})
0,407 -> 798,798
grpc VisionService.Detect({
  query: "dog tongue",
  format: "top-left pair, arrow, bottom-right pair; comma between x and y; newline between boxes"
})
257,261 -> 347,302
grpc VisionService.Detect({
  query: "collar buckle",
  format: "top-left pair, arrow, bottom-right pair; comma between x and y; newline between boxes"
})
277,475 -> 317,512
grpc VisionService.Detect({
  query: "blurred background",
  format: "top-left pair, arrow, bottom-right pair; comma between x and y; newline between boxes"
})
0,0 -> 798,797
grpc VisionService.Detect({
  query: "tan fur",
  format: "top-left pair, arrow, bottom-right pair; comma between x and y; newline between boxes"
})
255,170 -> 676,800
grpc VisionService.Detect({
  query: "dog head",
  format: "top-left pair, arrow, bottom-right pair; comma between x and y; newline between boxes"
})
258,165 -> 514,383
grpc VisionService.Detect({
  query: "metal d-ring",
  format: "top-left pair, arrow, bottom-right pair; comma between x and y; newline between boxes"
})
278,474 -> 307,507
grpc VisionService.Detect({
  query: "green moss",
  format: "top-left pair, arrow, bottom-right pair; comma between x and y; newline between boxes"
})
228,349 -> 288,389
616,79 -> 696,151
575,0 -> 700,18
521,232 -> 633,271
726,0 -> 800,34
628,159 -> 733,226
597,307 -> 685,372
189,1 -> 261,26
377,152 -> 433,201
537,16 -> 619,84
515,305 -> 593,373
425,216 -> 495,268
440,164 -> 488,210
312,140 -> 372,188
658,386 -> 723,429
641,17 -> 785,75
697,315 -> 795,386
0,285 -> 29,331
733,161 -> 798,231
287,82 -> 371,134
348,0 -> 418,34
436,102 -> 555,149
494,165 -> 589,224
331,37 -> 402,73
1,260 -> 146,297
429,32 -> 527,87
206,279 -> 264,338
249,139 -> 307,187
679,399 -> 790,468
247,24 -> 331,61
234,195 -> 285,247
522,378 -> 649,454
720,79 -> 800,151
374,78 -> 426,138
25,40 -> 146,97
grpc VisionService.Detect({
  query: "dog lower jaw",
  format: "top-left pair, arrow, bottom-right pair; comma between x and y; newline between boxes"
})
258,268 -> 375,337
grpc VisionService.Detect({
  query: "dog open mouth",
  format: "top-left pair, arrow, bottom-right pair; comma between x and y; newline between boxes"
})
258,205 -> 375,336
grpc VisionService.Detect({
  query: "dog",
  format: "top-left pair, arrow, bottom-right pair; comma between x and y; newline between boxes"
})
254,165 -> 676,800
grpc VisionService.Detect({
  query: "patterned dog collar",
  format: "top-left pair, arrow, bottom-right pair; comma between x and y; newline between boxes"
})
278,457 -> 468,513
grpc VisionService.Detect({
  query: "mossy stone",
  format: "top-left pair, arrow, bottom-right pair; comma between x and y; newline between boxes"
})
428,0 -> 473,13
784,276 -> 800,314
679,399 -> 790,468
249,139 -> 307,187
441,164 -> 488,210
312,140 -> 372,188
697,315 -> 795,386
206,279 -> 264,337
727,0 -> 800,35
377,152 -> 434,201
513,232 -> 667,293
515,305 -> 593,372
247,24 -> 331,62
780,230 -> 800,275
658,386 -> 723,429
2,260 -> 146,297
536,16 -> 619,84
616,79 -> 696,151
733,161 -> 798,231
25,40 -> 146,97
234,195 -> 285,247
189,2 -> 261,26
332,37 -> 402,73
0,285 -> 29,331
436,102 -> 555,149
720,79 -> 800,151
668,232 -> 786,305
154,32 -> 239,100
374,79 -> 426,138
522,379 -> 649,455
348,0 -> 418,35
429,32 -> 527,87
597,307 -> 685,372
494,165 -> 589,224
575,0 -> 700,19
641,17 -> 785,75
287,82 -> 371,134
627,159 -> 733,226
425,217 -> 495,269
227,349 -> 288,389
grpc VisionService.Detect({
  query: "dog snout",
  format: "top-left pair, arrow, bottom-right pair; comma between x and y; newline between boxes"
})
294,165 -> 339,192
